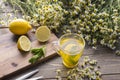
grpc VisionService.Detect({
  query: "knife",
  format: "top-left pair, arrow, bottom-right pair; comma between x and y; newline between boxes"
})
26,76 -> 44,80
15,69 -> 40,80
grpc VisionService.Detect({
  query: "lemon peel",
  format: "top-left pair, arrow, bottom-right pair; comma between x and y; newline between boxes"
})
9,19 -> 32,35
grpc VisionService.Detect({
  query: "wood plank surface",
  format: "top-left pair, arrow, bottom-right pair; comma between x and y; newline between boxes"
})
102,74 -> 120,80
4,51 -> 120,80
0,31 -> 58,78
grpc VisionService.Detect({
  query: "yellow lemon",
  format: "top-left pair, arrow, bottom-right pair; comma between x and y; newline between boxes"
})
35,26 -> 51,42
9,19 -> 32,35
17,35 -> 31,51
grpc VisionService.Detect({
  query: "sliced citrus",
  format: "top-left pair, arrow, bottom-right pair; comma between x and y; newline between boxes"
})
35,26 -> 51,42
17,35 -> 31,51
9,19 -> 32,35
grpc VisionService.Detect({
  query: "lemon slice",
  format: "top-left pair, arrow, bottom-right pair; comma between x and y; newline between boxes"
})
35,26 -> 51,42
9,19 -> 32,35
17,35 -> 31,51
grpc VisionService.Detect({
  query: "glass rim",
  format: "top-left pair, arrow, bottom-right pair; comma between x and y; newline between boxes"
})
58,33 -> 85,55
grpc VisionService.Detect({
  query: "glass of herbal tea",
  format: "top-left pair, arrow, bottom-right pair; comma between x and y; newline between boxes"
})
53,33 -> 85,68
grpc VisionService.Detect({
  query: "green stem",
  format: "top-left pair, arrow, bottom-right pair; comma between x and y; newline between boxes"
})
12,1 -> 26,15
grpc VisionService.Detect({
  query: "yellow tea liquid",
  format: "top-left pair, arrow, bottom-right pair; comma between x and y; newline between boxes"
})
58,38 -> 84,68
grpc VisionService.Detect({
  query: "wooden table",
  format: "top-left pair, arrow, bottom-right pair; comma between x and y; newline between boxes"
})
2,45 -> 119,80
1,1 -> 120,80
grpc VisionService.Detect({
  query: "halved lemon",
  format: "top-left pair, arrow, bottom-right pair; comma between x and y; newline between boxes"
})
17,35 -> 31,51
35,26 -> 51,42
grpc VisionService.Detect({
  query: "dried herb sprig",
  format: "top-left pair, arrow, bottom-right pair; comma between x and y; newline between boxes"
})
56,56 -> 102,80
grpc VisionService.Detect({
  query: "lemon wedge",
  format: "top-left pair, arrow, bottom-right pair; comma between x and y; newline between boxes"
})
35,26 -> 51,42
17,35 -> 31,51
9,19 -> 32,35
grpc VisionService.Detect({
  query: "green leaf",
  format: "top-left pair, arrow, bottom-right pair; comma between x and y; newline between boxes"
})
29,55 -> 39,64
29,46 -> 46,64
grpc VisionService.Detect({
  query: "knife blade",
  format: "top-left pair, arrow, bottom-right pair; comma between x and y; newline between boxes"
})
15,69 -> 39,80
26,76 -> 44,80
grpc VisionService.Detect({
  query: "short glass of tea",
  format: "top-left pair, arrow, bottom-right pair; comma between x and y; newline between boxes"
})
53,33 -> 85,68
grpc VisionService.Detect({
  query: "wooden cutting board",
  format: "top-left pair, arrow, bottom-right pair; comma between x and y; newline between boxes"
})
0,31 -> 58,78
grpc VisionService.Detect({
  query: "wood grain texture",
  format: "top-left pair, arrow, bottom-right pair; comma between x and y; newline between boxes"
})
102,74 -> 120,80
0,31 -> 58,78
5,47 -> 120,80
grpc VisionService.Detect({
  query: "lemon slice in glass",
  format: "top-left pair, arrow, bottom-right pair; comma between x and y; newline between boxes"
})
35,26 -> 51,42
17,35 -> 31,51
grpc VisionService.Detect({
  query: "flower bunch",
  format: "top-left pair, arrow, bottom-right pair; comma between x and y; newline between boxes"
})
59,0 -> 120,53
3,0 -> 120,54
7,0 -> 65,31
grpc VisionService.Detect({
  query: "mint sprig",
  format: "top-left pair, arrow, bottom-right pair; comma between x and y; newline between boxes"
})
29,46 -> 46,64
